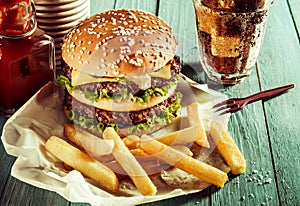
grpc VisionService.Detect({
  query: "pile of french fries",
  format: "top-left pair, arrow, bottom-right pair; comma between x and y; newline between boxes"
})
45,102 -> 246,196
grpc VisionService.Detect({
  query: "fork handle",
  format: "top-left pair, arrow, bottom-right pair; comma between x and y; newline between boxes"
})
246,84 -> 295,104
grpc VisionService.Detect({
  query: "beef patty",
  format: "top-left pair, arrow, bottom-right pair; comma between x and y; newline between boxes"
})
64,91 -> 179,127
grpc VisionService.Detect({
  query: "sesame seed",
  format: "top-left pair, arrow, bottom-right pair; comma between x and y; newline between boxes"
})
120,46 -> 131,54
95,44 -> 100,50
264,178 -> 272,184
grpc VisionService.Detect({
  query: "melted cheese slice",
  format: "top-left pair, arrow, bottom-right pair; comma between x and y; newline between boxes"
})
71,70 -> 119,86
71,64 -> 171,86
149,65 -> 171,79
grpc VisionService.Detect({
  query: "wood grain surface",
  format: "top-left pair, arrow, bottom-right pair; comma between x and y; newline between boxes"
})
0,0 -> 299,206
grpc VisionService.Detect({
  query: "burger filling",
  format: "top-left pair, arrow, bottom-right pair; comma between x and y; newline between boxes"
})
64,91 -> 182,135
58,56 -> 182,135
57,57 -> 181,105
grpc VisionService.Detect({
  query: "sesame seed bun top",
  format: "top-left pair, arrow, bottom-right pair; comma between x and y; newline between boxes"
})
62,9 -> 177,77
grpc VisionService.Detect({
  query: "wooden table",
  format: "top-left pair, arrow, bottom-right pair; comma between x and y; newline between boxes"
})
1,0 -> 299,205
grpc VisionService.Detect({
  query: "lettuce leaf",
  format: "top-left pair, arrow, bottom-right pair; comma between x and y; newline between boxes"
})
56,74 -> 180,105
56,75 -> 73,93
66,92 -> 182,135
127,92 -> 182,134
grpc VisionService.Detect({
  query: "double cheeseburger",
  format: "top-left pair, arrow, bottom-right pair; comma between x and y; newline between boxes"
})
58,9 -> 182,137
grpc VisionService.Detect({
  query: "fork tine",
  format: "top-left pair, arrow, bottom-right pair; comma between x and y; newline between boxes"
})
226,106 -> 241,114
219,110 -> 230,115
213,99 -> 234,108
218,108 -> 237,115
214,103 -> 235,113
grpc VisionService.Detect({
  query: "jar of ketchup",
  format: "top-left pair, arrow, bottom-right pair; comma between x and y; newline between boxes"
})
0,0 -> 55,115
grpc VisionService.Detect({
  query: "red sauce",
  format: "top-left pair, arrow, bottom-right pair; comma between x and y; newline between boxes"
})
0,0 -> 54,113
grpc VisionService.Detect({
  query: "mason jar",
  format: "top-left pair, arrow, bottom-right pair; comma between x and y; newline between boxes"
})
0,0 -> 55,115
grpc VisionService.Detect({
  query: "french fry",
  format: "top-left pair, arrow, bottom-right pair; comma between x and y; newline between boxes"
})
122,127 -> 199,150
45,136 -> 120,192
130,146 -> 192,157
210,121 -> 246,175
171,145 -> 193,157
139,135 -> 228,187
103,128 -> 157,196
187,102 -> 210,148
156,126 -> 201,145
64,124 -> 114,156
130,148 -> 149,156
122,135 -> 140,149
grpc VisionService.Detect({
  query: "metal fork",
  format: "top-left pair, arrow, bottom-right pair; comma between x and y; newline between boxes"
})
213,84 -> 295,114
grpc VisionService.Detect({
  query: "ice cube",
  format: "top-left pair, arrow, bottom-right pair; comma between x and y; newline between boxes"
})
200,0 -> 235,11
194,2 -> 215,35
211,35 -> 241,57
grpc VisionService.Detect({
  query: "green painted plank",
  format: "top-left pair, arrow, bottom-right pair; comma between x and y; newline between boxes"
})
195,0 -> 284,204
288,0 -> 300,38
149,0 -> 279,205
1,119 -> 68,206
209,73 -> 280,205
89,0 -> 116,15
154,1 -> 210,205
0,144 -> 15,198
114,0 -> 158,15
157,0 -> 204,83
257,0 -> 300,205
0,176 -> 68,206
0,117 -> 15,197
1,0 -> 298,205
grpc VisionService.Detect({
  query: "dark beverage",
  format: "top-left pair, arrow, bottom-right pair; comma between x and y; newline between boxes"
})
193,0 -> 274,84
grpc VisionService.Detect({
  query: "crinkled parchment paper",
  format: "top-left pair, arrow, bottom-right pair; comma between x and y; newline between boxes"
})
1,78 -> 230,206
